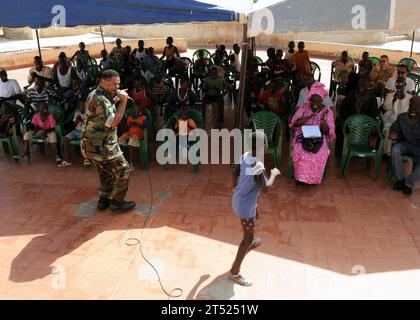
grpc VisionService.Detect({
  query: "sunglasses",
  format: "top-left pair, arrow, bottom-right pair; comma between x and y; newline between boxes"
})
380,60 -> 387,63
397,71 -> 406,74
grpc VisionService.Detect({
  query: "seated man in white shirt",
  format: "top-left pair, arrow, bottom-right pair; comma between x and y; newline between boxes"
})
382,80 -> 412,155
0,68 -> 22,104
386,65 -> 415,95
296,73 -> 334,109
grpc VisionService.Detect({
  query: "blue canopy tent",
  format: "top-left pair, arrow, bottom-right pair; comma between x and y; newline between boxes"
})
0,0 -> 239,28
0,0 -> 239,67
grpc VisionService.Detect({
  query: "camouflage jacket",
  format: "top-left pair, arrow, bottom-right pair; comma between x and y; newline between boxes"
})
81,86 -> 122,161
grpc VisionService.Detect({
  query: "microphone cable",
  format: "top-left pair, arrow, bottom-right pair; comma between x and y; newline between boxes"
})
121,168 -> 183,299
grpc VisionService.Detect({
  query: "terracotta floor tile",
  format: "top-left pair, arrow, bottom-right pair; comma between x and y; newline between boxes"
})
3,149 -> 420,299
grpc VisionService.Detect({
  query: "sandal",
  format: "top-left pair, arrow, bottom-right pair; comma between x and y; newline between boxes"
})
250,237 -> 262,250
228,272 -> 253,286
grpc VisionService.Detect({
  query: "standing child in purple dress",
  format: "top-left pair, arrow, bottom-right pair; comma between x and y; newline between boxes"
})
229,131 -> 281,286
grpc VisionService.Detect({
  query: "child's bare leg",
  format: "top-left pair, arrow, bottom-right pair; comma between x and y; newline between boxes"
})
50,143 -> 59,159
129,146 -> 136,164
22,140 -> 29,156
63,138 -> 71,161
230,225 -> 254,275
21,131 -> 32,157
247,208 -> 261,252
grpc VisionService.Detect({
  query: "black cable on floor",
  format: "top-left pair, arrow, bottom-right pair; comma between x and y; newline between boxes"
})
124,168 -> 183,299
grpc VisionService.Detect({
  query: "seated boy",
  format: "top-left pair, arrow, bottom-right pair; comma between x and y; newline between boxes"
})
258,80 -> 287,117
173,107 -> 197,161
59,103 -> 91,167
192,50 -> 209,92
118,102 -> 149,171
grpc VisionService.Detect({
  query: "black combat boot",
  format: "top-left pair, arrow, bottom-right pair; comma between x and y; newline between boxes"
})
97,197 -> 111,210
110,200 -> 136,212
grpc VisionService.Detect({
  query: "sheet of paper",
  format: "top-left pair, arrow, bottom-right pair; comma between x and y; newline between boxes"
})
301,125 -> 322,138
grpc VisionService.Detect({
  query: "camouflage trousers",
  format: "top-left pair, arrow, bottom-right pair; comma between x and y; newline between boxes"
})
90,156 -> 130,202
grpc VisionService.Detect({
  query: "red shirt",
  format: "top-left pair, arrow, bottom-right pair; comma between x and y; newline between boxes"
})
131,89 -> 151,109
259,89 -> 285,114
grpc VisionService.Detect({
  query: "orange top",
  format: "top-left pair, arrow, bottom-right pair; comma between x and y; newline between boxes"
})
127,114 -> 148,138
293,50 -> 311,74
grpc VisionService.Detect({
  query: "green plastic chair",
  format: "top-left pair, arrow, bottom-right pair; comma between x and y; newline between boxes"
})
0,103 -> 26,162
340,115 -> 384,180
175,57 -> 192,86
209,52 -> 218,65
245,111 -> 283,169
224,65 -> 239,106
88,64 -> 101,81
120,108 -> 154,170
399,58 -> 419,73
310,61 -> 321,81
14,103 -> 31,123
369,56 -> 380,66
0,122 -> 19,162
163,108 -> 204,173
192,49 -> 212,62
163,74 -> 174,89
108,56 -> 123,75
88,56 -> 98,66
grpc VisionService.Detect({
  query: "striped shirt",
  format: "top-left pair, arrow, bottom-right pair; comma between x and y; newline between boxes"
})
150,81 -> 166,96
25,87 -> 64,106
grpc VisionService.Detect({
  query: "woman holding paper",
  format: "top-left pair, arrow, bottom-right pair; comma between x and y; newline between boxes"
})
289,82 -> 335,185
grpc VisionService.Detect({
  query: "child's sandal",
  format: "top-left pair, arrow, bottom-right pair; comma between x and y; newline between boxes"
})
228,273 -> 253,286
251,237 -> 262,249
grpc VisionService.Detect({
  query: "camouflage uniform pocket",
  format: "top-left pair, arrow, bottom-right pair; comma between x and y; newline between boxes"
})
81,137 -> 104,160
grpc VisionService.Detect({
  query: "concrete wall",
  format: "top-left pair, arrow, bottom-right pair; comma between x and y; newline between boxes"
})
255,30 -> 390,48
101,23 -> 396,46
1,22 -> 417,69
101,23 -> 245,47
0,38 -> 187,69
304,41 -> 420,65
3,26 -> 97,39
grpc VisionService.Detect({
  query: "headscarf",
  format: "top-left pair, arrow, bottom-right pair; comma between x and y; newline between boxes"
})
307,81 -> 328,103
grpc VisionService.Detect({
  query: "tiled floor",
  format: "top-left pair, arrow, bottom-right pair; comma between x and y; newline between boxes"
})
2,139 -> 420,299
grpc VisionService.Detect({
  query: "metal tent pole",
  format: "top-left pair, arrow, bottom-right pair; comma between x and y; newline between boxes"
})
235,23 -> 249,129
35,29 -> 42,59
410,30 -> 416,58
100,26 -> 106,51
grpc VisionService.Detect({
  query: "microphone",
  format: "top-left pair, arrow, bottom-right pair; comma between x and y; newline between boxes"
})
116,89 -> 134,102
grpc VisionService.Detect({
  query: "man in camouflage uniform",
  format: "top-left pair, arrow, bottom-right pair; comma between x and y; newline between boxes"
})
81,69 -> 136,212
